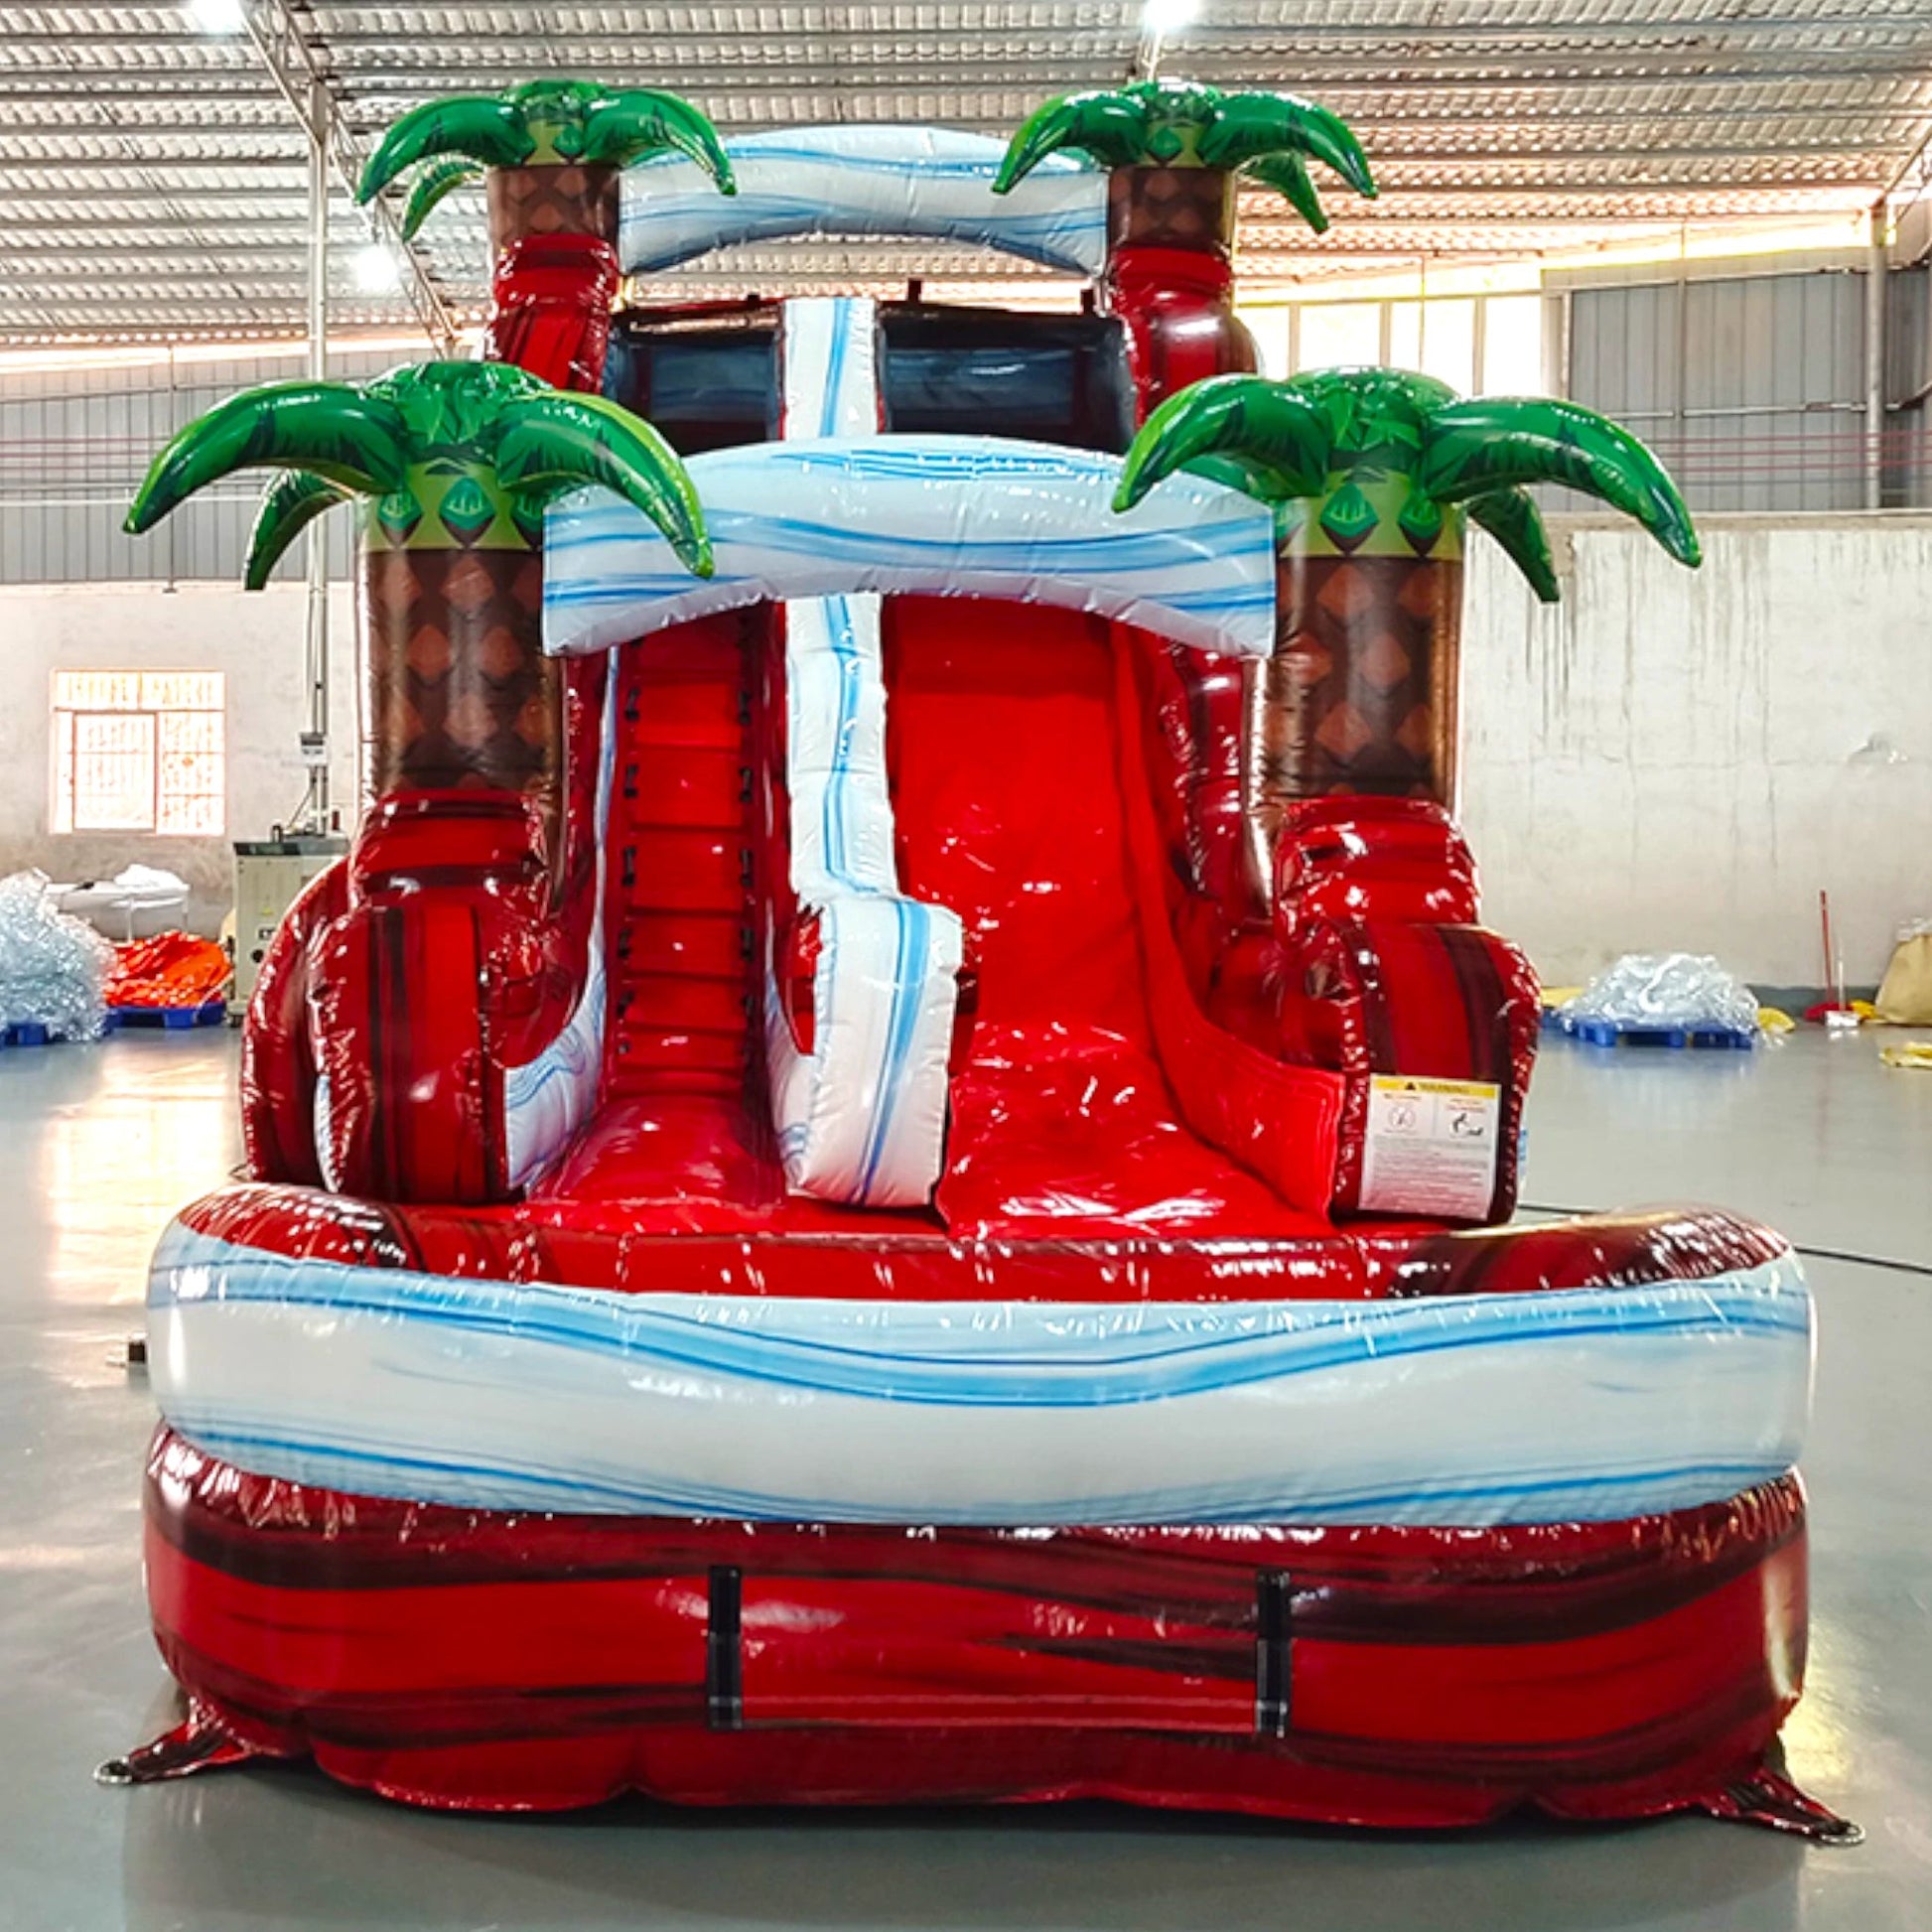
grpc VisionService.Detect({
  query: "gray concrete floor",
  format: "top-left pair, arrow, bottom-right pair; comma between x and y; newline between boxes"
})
1,1027 -> 1928,1932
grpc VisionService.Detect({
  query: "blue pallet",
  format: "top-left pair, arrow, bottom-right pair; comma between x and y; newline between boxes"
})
1561,1016 -> 1755,1051
106,999 -> 227,1033
0,1020 -> 94,1048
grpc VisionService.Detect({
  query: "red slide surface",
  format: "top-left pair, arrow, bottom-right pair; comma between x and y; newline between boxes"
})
528,594 -> 1343,1238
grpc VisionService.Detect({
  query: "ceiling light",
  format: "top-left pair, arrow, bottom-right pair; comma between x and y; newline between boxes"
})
352,242 -> 403,294
1142,0 -> 1202,35
187,0 -> 248,34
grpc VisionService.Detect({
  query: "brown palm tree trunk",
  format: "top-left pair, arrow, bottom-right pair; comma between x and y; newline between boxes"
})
363,543 -> 559,826
1262,546 -> 1462,811
473,166 -> 624,880
1104,168 -> 1260,413
485,164 -> 620,252
1234,521 -> 1462,909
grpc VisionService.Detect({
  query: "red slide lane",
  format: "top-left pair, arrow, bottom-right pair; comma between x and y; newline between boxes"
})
889,597 -> 1332,1238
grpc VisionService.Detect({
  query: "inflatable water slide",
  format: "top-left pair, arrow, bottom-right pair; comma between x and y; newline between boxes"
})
113,79 -> 1849,1839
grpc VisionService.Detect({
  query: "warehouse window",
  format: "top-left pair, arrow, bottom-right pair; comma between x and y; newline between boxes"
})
1242,291 -> 1548,397
50,670 -> 225,835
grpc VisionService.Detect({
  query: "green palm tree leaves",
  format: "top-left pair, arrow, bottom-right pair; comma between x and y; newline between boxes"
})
358,95 -> 532,202
437,475 -> 499,545
356,78 -> 734,214
1418,397 -> 1701,567
505,78 -> 608,158
400,157 -> 486,241
1288,366 -> 1452,473
126,381 -> 410,533
997,90 -> 1168,180
127,360 -> 712,579
490,389 -> 709,578
995,79 -> 1375,232
1115,374 -> 1329,510
1239,151 -> 1328,233
1465,488 -> 1561,604
580,88 -> 738,181
1193,91 -> 1375,201
1320,480 -> 1379,551
1113,369 -> 1699,595
244,472 -> 353,591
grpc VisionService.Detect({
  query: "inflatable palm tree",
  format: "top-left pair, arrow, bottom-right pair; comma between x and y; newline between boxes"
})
1115,368 -> 1697,852
996,79 -> 1375,233
357,77 -> 735,252
126,360 -> 707,830
995,81 -> 1377,409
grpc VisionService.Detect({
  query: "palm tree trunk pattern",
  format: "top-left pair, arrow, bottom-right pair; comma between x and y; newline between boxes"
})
363,545 -> 560,818
1104,168 -> 1260,408
1258,550 -> 1461,821
485,163 -> 621,251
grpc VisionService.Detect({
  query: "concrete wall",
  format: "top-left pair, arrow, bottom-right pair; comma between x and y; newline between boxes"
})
0,583 -> 358,935
1463,513 -> 1932,989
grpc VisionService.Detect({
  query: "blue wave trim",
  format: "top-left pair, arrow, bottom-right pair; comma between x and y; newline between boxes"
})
821,595 -> 865,889
550,519 -> 1274,582
165,1415 -> 1794,1527
552,564 -> 1283,618
620,130 -> 1106,276
153,1227 -> 1809,1412
553,510 -> 1271,570
629,133 -> 1100,183
856,899 -> 926,1196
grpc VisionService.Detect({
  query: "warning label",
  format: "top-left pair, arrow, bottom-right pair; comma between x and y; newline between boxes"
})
1358,1074 -> 1502,1220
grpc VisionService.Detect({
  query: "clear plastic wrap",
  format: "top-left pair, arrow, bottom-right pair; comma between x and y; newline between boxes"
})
0,869 -> 112,1038
1562,951 -> 1760,1036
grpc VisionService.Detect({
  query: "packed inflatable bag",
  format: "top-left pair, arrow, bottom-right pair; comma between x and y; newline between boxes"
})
1560,951 -> 1762,1037
106,75 -> 1853,1847
107,932 -> 232,1011
0,870 -> 111,1039
1875,918 -> 1932,1025
58,861 -> 191,937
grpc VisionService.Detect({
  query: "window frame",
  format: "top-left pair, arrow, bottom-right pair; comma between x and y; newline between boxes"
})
50,669 -> 226,838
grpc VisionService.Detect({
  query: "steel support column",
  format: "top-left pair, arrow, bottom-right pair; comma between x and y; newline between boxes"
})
301,74 -> 331,830
1866,206 -> 1888,510
240,0 -> 458,350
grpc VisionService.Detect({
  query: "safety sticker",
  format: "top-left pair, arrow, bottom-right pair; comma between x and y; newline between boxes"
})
1358,1074 -> 1501,1220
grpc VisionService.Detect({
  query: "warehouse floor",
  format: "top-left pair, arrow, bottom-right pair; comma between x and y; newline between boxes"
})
1,1028 -> 1927,1932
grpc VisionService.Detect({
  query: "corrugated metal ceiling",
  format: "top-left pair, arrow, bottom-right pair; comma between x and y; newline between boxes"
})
4,0 -> 1932,343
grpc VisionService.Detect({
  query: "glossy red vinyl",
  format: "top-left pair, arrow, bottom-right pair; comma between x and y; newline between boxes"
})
483,233 -> 620,393
238,859 -> 345,1186
187,224 -> 1840,1842
134,1429 -> 1841,1833
237,223 -> 620,1200
176,1177 -> 1789,1305
1107,244 -> 1260,420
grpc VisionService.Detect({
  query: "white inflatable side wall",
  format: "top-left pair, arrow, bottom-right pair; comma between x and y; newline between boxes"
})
148,1223 -> 1816,1529
765,299 -> 964,1208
